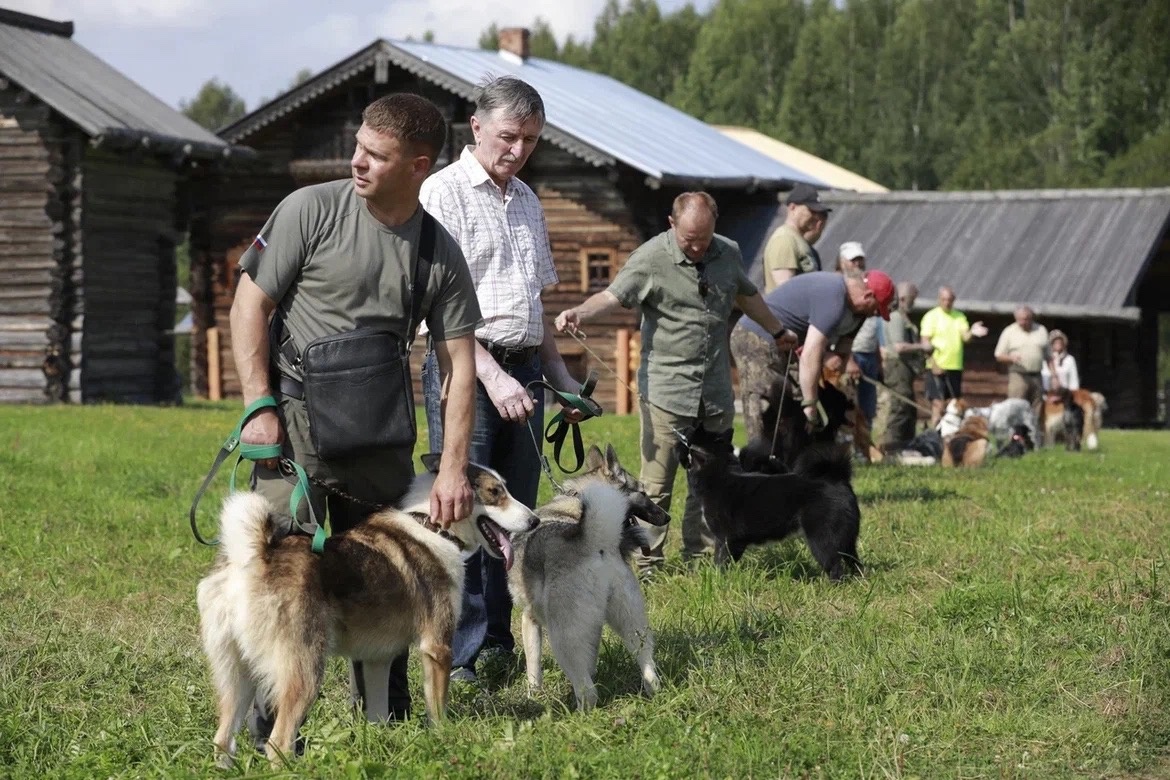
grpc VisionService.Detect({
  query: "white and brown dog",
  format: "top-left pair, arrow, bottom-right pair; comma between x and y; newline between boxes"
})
196,455 -> 538,765
1041,389 -> 1106,451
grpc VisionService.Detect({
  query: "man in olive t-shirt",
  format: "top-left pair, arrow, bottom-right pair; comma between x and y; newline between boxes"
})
229,94 -> 482,742
761,183 -> 830,291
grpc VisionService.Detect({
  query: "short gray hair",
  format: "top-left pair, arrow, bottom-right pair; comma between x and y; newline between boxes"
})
474,76 -> 545,125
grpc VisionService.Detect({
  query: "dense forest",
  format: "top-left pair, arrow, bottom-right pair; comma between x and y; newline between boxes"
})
477,0 -> 1170,191
182,0 -> 1170,192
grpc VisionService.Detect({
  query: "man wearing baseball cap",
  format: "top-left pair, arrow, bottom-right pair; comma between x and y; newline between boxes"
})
760,183 -> 831,292
731,269 -> 895,437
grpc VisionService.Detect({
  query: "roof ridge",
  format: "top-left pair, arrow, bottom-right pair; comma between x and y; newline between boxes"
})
0,8 -> 73,38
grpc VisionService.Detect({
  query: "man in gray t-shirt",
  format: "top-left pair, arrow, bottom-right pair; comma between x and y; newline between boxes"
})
229,94 -> 482,741
730,271 -> 894,439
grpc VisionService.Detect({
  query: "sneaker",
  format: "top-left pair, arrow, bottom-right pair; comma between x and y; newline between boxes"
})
477,646 -> 518,685
449,666 -> 478,684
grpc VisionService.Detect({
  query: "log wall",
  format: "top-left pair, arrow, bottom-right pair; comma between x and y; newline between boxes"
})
78,150 -> 181,403
0,84 -> 82,403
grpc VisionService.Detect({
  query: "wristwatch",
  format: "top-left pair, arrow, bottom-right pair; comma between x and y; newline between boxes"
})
771,329 -> 787,340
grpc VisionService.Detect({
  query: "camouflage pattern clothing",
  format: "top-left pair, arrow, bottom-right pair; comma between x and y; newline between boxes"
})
729,324 -> 798,443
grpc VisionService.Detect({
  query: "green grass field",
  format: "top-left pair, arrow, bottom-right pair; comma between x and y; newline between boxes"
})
2,402 -> 1169,778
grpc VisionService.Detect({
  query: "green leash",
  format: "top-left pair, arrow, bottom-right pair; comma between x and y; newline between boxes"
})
526,370 -> 604,475
188,396 -> 325,554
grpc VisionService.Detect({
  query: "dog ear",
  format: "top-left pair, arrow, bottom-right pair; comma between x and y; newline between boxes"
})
584,445 -> 607,474
420,453 -> 442,474
605,443 -> 623,474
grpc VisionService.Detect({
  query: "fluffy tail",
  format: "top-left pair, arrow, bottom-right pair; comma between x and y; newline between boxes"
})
792,442 -> 853,485
217,491 -> 277,571
571,482 -> 633,554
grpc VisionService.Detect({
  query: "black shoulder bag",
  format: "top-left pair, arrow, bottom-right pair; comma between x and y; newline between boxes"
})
279,211 -> 436,460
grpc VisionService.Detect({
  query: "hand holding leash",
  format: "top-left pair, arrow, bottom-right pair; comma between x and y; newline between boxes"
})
484,369 -> 536,423
240,408 -> 284,470
554,308 -> 584,336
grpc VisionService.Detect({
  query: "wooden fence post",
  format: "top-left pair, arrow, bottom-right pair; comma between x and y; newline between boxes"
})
616,328 -> 629,415
207,326 -> 222,401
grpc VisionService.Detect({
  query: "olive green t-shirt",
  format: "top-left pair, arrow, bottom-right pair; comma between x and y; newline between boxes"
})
608,230 -> 756,418
238,180 -> 482,380
762,223 -> 820,292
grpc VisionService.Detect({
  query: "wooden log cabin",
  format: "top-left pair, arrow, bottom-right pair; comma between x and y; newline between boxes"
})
0,8 -> 250,403
742,189 -> 1170,425
193,28 -> 826,413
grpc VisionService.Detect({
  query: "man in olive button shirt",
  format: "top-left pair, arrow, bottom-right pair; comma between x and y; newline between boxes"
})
555,192 -> 796,571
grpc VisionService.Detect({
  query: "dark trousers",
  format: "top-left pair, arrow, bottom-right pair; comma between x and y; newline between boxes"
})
881,361 -> 919,449
422,350 -> 544,672
852,351 -> 881,423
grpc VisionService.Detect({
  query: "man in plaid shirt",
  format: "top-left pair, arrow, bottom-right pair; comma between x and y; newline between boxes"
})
420,76 -> 583,685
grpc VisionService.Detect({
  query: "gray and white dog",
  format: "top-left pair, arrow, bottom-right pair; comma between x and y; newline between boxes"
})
965,398 -> 1038,444
508,444 -> 669,711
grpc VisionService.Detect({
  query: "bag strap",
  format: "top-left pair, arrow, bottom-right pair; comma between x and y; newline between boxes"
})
406,210 -> 436,355
271,209 -> 437,367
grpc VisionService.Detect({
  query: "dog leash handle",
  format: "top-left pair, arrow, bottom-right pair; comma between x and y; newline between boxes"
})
189,396 -> 325,554
526,371 -> 603,474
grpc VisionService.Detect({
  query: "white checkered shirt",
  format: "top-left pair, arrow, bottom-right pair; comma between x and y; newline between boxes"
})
419,147 -> 558,348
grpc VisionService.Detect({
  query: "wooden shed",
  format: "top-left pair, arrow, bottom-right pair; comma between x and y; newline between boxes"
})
0,8 -> 248,403
192,29 -> 826,412
744,189 -> 1170,425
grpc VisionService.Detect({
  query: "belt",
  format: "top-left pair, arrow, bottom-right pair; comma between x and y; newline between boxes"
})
278,374 -> 304,400
479,340 -> 537,368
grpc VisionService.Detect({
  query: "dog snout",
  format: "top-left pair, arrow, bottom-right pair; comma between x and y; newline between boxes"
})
629,494 -> 671,526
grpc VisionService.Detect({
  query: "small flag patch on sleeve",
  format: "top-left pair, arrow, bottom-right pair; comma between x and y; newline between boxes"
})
252,234 -> 268,251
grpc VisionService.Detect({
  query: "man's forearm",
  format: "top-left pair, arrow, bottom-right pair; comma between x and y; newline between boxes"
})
229,282 -> 276,404
575,290 -> 622,324
538,326 -> 578,391
738,292 -> 785,337
436,334 -> 477,469
799,348 -> 822,403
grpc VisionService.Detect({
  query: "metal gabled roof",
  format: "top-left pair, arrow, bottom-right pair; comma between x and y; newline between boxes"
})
0,8 -> 234,159
222,39 -> 826,190
753,188 -> 1170,323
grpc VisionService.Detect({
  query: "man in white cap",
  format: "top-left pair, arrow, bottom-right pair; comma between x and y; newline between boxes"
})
760,183 -> 830,292
834,241 -> 880,424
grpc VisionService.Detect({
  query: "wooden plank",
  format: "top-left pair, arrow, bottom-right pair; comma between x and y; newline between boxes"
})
0,387 -> 49,403
0,355 -> 45,369
0,299 -> 50,315
0,368 -> 47,388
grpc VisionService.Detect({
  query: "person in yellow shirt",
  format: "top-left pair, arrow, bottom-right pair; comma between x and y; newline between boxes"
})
919,286 -> 988,427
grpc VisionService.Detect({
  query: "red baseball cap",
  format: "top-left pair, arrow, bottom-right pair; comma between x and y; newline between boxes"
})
864,270 -> 895,320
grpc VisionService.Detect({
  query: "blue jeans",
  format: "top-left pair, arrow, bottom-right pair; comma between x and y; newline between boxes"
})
853,351 -> 881,423
421,349 -> 544,672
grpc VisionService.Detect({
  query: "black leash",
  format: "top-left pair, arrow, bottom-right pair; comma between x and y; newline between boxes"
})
525,370 -> 603,478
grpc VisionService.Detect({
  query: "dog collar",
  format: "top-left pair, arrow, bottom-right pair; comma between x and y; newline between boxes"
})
408,511 -> 467,551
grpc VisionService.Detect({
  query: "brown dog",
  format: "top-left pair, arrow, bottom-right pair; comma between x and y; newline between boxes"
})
196,458 -> 539,765
941,414 -> 990,468
821,363 -> 883,463
1041,389 -> 1105,451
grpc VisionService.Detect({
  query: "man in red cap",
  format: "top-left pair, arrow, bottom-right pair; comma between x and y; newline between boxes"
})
730,269 -> 895,436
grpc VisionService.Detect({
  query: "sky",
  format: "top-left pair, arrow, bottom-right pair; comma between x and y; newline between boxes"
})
7,0 -> 715,111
